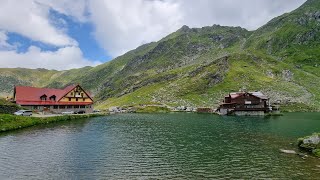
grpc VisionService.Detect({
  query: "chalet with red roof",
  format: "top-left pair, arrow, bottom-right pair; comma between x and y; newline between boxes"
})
13,84 -> 94,114
218,91 -> 271,116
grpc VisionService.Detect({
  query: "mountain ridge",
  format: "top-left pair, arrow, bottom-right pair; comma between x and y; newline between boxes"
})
1,0 -> 320,111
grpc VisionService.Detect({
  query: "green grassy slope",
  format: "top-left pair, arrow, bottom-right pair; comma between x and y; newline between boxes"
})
0,67 -> 94,97
245,0 -> 320,75
0,0 -> 319,111
96,0 -> 320,110
0,68 -> 58,97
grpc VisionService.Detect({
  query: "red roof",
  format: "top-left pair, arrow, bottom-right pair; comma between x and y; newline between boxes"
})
16,101 -> 93,106
14,85 -> 93,105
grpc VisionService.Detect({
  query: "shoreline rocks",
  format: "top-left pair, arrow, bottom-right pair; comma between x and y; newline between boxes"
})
298,133 -> 320,157
280,149 -> 297,154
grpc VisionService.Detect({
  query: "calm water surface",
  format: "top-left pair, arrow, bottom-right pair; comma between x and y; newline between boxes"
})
0,113 -> 320,179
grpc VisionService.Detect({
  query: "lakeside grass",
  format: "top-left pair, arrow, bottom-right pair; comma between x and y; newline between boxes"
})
280,103 -> 318,112
0,114 -> 105,133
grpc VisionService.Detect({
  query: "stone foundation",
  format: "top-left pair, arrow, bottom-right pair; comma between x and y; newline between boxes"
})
234,111 -> 265,116
22,105 -> 93,114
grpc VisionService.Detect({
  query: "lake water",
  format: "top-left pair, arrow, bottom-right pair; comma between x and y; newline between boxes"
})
0,113 -> 320,179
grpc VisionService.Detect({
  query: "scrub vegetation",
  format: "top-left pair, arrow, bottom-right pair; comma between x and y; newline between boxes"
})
0,98 -> 20,114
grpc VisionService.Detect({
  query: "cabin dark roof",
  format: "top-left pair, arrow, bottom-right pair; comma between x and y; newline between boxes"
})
228,91 -> 268,100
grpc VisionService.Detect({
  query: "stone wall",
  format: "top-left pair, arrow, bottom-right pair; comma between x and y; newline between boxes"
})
219,108 -> 228,115
234,111 -> 265,116
22,105 -> 94,114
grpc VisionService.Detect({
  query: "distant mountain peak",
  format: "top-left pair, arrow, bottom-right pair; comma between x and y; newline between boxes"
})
179,25 -> 190,32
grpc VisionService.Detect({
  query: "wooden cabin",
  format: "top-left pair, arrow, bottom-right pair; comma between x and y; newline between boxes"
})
219,91 -> 271,116
13,84 -> 94,114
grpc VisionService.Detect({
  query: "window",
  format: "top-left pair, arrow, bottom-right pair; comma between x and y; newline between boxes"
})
49,95 -> 56,101
69,98 -> 71,101
81,93 -> 84,97
60,106 -> 65,109
245,101 -> 252,105
71,92 -> 74,96
74,105 -> 79,108
80,105 -> 85,108
53,105 -> 58,109
74,92 -> 81,97
83,98 -> 85,102
76,98 -> 78,101
33,106 -> 38,110
40,94 -> 47,101
67,105 -> 72,109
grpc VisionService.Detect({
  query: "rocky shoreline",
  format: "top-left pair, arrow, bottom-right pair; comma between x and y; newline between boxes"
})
107,105 -> 215,114
298,133 -> 320,157
280,133 -> 320,159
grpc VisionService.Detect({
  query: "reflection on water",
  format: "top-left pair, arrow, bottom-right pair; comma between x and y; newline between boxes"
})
0,113 -> 319,179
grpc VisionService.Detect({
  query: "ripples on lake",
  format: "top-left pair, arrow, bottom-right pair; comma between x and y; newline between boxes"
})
0,113 -> 320,179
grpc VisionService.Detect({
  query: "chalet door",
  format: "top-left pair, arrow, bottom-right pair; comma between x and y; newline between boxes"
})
44,106 -> 50,111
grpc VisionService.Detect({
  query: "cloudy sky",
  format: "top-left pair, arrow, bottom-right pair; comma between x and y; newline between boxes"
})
0,0 -> 307,70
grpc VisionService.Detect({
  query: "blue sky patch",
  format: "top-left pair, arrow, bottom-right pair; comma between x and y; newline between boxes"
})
49,9 -> 112,62
5,8 -> 111,63
7,32 -> 59,53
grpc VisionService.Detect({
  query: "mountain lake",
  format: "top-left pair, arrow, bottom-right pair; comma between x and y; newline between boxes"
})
0,113 -> 320,179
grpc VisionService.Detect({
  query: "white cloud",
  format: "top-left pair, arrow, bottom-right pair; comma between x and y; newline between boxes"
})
0,0 -> 309,70
0,0 -> 102,70
89,0 -> 183,56
0,46 -> 101,70
88,0 -> 307,57
0,30 -> 15,50
0,0 -> 77,47
178,0 -> 307,30
37,0 -> 89,22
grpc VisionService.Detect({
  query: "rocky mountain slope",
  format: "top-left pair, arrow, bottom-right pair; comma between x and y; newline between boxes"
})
1,0 -> 320,111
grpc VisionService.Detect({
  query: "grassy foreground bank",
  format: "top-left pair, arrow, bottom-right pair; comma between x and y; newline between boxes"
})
0,114 -> 105,133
